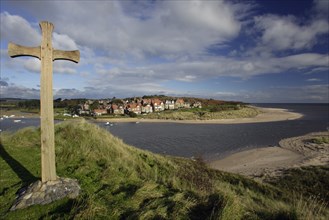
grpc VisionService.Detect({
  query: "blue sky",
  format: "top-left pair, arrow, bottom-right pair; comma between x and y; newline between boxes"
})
0,0 -> 328,103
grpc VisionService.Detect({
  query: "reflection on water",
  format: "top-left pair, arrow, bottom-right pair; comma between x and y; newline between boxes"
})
1,104 -> 328,161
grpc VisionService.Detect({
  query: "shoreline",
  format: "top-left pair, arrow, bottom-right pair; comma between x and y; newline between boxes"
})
1,106 -> 303,124
208,131 -> 329,180
95,107 -> 303,124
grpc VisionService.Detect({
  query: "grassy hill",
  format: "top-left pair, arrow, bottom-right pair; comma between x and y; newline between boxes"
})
0,120 -> 327,219
141,107 -> 260,120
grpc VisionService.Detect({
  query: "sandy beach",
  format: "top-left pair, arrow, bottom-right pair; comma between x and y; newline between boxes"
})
209,131 -> 329,179
0,109 -> 40,118
96,107 -> 303,124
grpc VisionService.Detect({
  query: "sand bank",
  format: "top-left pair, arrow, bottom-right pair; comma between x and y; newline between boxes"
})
0,109 -> 39,118
96,107 -> 303,124
209,131 -> 329,179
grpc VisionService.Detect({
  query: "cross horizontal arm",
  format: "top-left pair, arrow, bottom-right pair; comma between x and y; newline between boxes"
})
53,50 -> 80,63
8,43 -> 41,59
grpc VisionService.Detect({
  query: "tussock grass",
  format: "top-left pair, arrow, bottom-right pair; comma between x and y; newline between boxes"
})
266,166 -> 329,206
1,120 -> 328,219
143,107 -> 260,120
312,136 -> 329,144
292,194 -> 328,220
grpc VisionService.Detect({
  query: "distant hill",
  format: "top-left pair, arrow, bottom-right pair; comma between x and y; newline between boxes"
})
141,95 -> 244,107
0,98 -> 27,102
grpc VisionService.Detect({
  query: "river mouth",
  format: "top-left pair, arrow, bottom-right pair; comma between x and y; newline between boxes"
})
1,104 -> 328,161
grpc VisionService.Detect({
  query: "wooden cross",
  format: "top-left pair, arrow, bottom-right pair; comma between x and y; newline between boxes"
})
8,21 -> 80,182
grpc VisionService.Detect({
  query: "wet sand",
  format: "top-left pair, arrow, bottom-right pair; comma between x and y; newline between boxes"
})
209,131 -> 329,179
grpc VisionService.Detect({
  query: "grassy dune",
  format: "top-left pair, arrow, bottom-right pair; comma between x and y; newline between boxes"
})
0,120 -> 327,219
142,107 -> 261,120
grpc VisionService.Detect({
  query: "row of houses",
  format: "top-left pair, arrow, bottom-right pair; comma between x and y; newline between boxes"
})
77,98 -> 202,116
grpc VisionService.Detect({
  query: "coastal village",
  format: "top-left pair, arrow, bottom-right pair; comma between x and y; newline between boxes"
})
0,96 -> 244,119
76,97 -> 202,117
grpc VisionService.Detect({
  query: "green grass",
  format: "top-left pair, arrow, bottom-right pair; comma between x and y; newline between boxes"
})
142,107 -> 261,120
265,166 -> 329,219
15,108 -> 40,114
266,166 -> 329,204
1,120 -> 328,219
311,136 -> 329,144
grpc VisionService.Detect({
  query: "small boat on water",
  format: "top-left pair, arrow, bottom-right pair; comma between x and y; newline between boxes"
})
14,120 -> 21,123
105,122 -> 113,126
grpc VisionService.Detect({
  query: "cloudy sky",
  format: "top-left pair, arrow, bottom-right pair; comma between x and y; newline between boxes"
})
0,0 -> 328,103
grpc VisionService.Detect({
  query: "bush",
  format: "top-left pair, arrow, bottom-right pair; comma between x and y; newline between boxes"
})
129,111 -> 137,118
312,137 -> 329,144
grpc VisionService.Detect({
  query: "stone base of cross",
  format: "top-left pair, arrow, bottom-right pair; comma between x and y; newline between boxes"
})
8,21 -> 80,182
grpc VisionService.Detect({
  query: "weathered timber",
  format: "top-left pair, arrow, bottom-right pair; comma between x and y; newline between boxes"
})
8,21 -> 80,182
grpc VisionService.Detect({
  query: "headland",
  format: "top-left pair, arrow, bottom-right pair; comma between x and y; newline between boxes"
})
95,106 -> 303,124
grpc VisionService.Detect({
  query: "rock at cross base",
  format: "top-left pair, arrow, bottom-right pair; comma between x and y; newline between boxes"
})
10,178 -> 80,211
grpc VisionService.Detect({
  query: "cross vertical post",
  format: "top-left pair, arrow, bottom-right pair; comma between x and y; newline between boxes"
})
8,21 -> 80,182
40,22 -> 56,181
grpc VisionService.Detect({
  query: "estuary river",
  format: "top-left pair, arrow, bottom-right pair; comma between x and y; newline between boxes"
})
1,104 -> 328,161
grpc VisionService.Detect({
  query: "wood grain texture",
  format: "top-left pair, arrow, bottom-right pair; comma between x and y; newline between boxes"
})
53,50 -> 80,63
39,21 -> 57,182
7,21 -> 80,183
8,43 -> 41,59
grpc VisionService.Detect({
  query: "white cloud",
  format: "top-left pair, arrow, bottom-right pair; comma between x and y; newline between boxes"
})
1,12 -> 79,75
1,1 -> 243,59
304,67 -> 329,74
72,83 -> 328,103
256,84 -> 329,103
53,60 -> 77,74
277,53 -> 328,68
0,84 -> 40,99
0,12 -> 40,46
84,52 -> 328,89
176,75 -> 197,82
1,1 -> 328,103
254,14 -> 329,52
53,82 -> 176,99
24,59 -> 40,73
307,78 -> 322,82
1,11 -> 78,50
52,32 -> 78,50
160,0 -> 241,39
218,84 -> 329,103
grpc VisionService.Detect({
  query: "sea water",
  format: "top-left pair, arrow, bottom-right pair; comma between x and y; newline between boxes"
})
99,103 -> 329,160
1,104 -> 328,161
